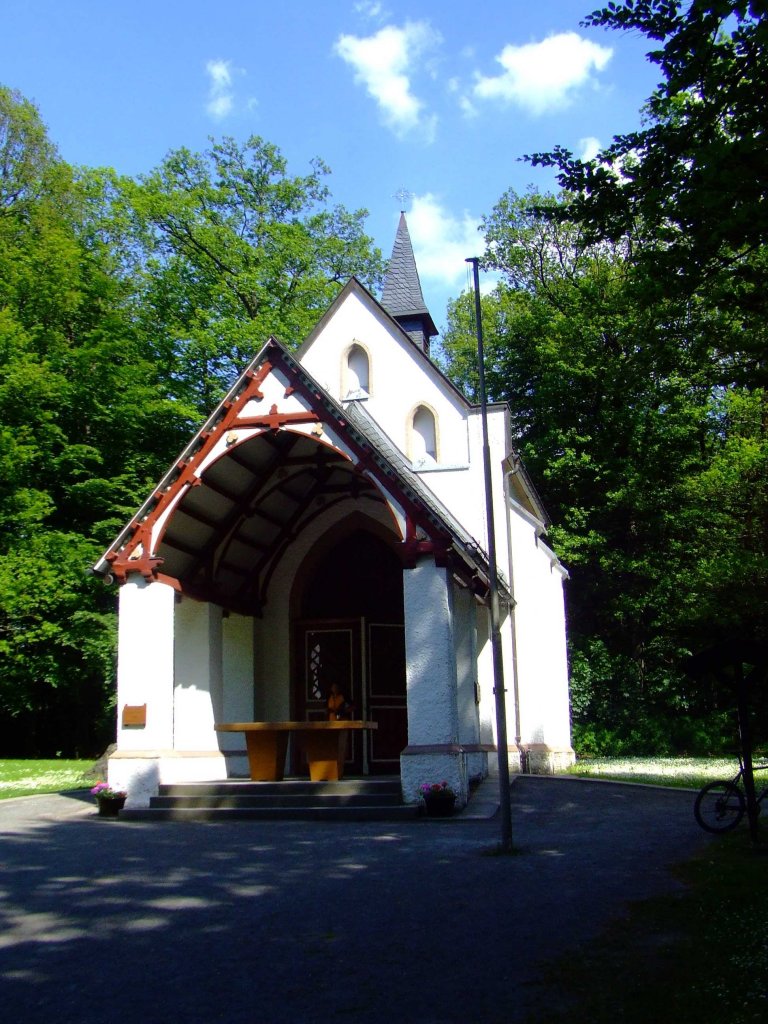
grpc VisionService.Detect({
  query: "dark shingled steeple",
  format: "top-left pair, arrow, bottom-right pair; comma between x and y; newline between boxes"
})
381,211 -> 438,356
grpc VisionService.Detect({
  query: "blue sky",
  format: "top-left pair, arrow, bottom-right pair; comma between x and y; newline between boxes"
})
1,0 -> 661,331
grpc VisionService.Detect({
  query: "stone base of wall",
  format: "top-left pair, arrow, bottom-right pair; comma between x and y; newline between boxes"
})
400,747 -> 468,806
520,744 -> 576,774
108,750 -> 228,808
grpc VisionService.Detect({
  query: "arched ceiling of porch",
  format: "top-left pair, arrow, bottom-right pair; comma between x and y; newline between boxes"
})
96,336 -> 504,610
156,430 -> 386,613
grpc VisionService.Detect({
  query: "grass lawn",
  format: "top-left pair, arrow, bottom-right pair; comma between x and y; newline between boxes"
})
0,759 -> 95,800
560,755 -> 750,790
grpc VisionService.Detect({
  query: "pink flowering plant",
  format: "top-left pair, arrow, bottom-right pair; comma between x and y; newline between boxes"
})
90,781 -> 127,801
419,781 -> 455,799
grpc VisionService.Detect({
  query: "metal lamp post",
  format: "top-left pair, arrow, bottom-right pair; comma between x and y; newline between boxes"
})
466,256 -> 513,852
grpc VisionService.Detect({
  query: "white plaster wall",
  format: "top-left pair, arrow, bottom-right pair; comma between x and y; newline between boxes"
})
403,559 -> 459,746
400,560 -> 468,804
219,612 -> 255,774
507,507 -> 571,753
454,586 -> 487,780
419,409 -> 492,547
454,587 -> 479,746
300,290 -> 470,467
116,578 -> 175,751
114,598 -> 256,793
222,613 -> 255,722
253,609 -> 291,720
173,599 -> 223,750
299,290 -> 521,580
108,751 -> 229,808
400,753 -> 467,806
475,606 -> 496,747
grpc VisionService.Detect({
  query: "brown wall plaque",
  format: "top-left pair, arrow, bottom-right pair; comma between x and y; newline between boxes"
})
122,704 -> 147,728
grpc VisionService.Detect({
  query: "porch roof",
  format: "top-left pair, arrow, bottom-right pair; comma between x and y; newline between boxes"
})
94,337 -> 507,613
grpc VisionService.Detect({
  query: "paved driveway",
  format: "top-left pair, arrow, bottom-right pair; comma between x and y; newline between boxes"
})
0,777 -> 710,1024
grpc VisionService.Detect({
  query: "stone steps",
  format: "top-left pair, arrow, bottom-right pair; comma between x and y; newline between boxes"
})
119,777 -> 421,823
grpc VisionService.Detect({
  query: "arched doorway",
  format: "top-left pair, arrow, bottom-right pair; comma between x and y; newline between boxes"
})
292,529 -> 407,775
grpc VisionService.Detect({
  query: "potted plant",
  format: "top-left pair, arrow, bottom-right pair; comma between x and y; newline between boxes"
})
419,781 -> 456,817
90,781 -> 127,818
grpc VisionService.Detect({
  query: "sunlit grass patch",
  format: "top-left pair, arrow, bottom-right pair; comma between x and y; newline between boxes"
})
0,760 -> 93,800
561,756 -> 745,789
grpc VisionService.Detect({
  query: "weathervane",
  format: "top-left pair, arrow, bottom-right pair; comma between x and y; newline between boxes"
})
393,187 -> 414,212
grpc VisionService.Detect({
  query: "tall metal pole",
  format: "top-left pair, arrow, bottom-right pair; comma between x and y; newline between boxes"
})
466,257 -> 513,851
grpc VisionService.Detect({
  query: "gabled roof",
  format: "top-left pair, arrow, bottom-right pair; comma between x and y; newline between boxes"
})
296,276 -> 469,409
344,401 -> 509,591
94,336 -> 507,612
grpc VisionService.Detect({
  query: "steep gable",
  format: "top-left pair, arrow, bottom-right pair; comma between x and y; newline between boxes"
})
298,278 -> 470,468
94,334 -> 502,611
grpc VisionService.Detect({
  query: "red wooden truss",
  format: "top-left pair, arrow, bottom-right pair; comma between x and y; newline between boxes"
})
95,338 -> 500,613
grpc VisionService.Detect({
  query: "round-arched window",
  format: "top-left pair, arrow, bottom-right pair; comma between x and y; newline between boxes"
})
345,344 -> 369,398
412,405 -> 437,463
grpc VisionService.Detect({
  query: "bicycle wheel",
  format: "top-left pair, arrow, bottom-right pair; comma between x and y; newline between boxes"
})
694,781 -> 745,833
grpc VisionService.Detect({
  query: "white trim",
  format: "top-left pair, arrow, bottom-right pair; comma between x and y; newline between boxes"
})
507,495 -> 547,533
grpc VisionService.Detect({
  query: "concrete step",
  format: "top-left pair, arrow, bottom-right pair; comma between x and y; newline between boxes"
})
119,776 -> 418,822
121,803 -> 420,823
157,778 -> 402,799
150,792 -> 405,809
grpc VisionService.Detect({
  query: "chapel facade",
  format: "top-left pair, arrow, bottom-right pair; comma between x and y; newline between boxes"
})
95,214 -> 573,808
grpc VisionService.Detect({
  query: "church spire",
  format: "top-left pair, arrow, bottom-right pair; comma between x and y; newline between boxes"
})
381,211 -> 438,356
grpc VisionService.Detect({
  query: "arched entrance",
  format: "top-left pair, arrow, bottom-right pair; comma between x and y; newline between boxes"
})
292,529 -> 407,775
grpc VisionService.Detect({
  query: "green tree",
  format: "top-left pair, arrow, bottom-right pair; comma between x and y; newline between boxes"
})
443,188 -> 764,753
0,87 -> 190,755
117,136 -> 384,413
529,1 -> 768,370
464,1 -> 768,752
0,88 -> 385,754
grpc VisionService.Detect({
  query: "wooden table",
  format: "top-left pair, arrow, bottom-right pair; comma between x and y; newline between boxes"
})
215,721 -> 378,782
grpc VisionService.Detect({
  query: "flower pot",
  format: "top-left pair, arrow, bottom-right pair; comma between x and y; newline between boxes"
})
97,795 -> 126,818
423,793 -> 456,817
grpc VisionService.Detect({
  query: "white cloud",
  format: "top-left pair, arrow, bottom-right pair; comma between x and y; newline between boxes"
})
472,32 -> 613,116
334,21 -> 441,140
354,0 -> 387,19
205,59 -> 239,120
579,136 -> 602,161
407,194 -> 484,290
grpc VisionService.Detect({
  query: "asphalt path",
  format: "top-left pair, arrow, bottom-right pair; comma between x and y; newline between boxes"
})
0,777 -> 711,1024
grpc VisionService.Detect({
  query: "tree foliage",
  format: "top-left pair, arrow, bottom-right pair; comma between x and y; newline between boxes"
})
0,87 -> 383,754
115,136 -> 383,413
442,1 -> 768,753
444,181 -> 768,753
530,2 -> 768,317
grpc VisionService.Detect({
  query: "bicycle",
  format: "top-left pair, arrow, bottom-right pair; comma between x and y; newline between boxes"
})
694,757 -> 768,833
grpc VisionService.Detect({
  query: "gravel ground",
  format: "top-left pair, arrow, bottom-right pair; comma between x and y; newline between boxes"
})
0,776 -> 711,1024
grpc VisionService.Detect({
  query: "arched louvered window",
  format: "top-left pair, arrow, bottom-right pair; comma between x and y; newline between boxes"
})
412,405 -> 438,464
345,344 -> 370,399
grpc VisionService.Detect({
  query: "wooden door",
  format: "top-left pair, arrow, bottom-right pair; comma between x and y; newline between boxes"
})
293,620 -> 363,775
366,622 -> 408,774
293,618 -> 408,776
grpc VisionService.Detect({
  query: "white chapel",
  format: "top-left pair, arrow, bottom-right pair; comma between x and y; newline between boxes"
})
94,213 -> 573,809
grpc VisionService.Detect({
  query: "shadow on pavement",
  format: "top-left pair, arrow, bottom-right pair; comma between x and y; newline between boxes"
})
0,778 -> 710,1024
